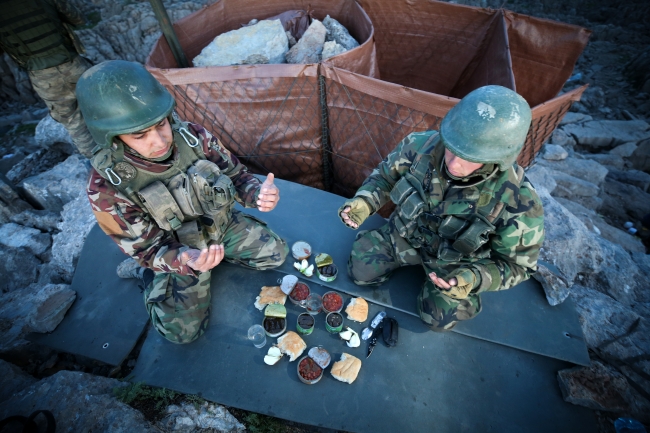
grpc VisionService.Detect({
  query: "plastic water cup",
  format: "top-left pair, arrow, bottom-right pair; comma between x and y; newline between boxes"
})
247,324 -> 267,348
304,293 -> 322,316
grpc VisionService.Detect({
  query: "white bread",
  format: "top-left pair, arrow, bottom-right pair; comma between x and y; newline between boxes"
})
276,331 -> 306,361
345,297 -> 368,322
254,286 -> 286,310
330,353 -> 362,384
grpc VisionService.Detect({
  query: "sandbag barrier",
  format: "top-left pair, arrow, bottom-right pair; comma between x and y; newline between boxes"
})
146,0 -> 590,196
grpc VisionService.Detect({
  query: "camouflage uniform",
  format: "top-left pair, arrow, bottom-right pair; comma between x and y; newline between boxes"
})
349,131 -> 544,330
88,122 -> 288,343
0,0 -> 94,157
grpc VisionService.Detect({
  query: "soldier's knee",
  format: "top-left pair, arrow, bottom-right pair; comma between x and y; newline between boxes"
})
347,254 -> 387,286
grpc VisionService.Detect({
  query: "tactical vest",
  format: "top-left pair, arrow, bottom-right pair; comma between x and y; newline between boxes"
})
389,132 -> 525,263
0,0 -> 79,70
95,120 -> 236,249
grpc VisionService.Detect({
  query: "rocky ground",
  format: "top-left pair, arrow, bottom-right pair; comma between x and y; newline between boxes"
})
1,0 -> 650,431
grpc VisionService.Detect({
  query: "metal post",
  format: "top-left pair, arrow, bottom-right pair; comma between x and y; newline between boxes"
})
148,0 -> 189,68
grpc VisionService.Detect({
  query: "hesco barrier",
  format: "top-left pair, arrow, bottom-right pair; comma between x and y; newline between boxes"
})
146,0 -> 590,200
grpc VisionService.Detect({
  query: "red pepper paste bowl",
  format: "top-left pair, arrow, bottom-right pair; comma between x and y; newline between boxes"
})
288,281 -> 311,306
322,291 -> 344,314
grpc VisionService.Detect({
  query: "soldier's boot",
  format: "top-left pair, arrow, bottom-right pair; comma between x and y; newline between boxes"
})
116,258 -> 147,279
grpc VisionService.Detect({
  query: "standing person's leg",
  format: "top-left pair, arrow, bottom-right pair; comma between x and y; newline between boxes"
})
222,210 -> 288,269
348,222 -> 422,285
28,56 -> 94,158
144,269 -> 212,344
417,281 -> 482,331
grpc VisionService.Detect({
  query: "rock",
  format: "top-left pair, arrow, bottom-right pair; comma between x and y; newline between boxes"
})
537,156 -> 609,186
0,360 -> 37,404
34,115 -> 75,153
525,164 -> 556,194
323,15 -> 360,50
609,142 -> 638,158
19,154 -> 90,212
193,19 -> 288,67
49,192 -> 96,282
562,119 -> 650,150
1,54 -> 39,105
10,209 -> 61,232
543,144 -> 569,160
559,112 -> 593,125
0,371 -> 160,432
555,197 -> 646,254
0,222 -> 51,257
600,178 -> 650,224
606,168 -> 650,193
286,19 -> 327,64
0,113 -> 22,129
549,129 -> 574,148
76,28 -> 119,64
0,247 -> 40,293
29,286 -> 76,333
6,147 -> 70,185
582,153 -> 626,170
557,360 -> 650,422
286,31 -> 297,47
533,263 -> 571,305
535,188 -> 602,303
0,284 -> 72,351
631,137 -> 650,173
158,402 -> 245,432
0,175 -> 31,224
322,40 -> 347,60
550,170 -> 600,197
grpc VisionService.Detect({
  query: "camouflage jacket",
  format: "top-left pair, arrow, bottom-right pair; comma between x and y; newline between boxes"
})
87,122 -> 262,277
354,130 -> 545,293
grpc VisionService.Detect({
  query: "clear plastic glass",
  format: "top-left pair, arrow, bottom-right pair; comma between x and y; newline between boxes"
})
247,324 -> 267,348
303,293 -> 322,315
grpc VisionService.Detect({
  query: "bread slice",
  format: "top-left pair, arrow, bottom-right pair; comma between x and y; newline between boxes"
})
345,297 -> 368,322
331,353 -> 362,384
276,331 -> 306,361
254,286 -> 287,310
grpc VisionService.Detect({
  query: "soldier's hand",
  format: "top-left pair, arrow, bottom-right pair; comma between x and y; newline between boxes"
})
429,268 -> 477,300
181,244 -> 224,272
257,173 -> 280,212
338,197 -> 371,229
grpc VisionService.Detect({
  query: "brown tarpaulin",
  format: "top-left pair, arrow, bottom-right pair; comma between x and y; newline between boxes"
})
146,0 -> 590,195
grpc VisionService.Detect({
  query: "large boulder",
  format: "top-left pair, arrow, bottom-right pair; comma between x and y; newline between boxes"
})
286,19 -> 327,64
525,164 -> 557,194
0,359 -> 37,404
549,170 -> 600,198
600,178 -> 650,224
34,115 -> 74,150
19,154 -> 90,212
542,144 -> 569,161
631,137 -> 650,173
609,142 -> 638,158
606,168 -> 650,193
0,247 -> 40,293
158,402 -> 245,432
559,112 -> 592,125
323,15 -> 359,50
5,146 -> 70,185
0,371 -> 160,432
562,119 -> 650,150
0,175 -> 31,224
0,222 -> 51,257
537,156 -> 608,186
582,153 -> 625,170
49,192 -> 97,283
193,19 -> 289,66
10,209 -> 61,232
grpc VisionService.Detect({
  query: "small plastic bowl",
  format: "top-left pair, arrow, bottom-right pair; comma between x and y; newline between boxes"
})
322,291 -> 344,314
288,281 -> 311,306
263,316 -> 286,338
291,241 -> 312,261
297,355 -> 324,384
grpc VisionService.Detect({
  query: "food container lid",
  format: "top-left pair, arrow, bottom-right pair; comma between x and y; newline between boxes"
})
279,274 -> 298,295
291,241 -> 312,260
264,303 -> 287,318
314,253 -> 333,267
308,346 -> 331,369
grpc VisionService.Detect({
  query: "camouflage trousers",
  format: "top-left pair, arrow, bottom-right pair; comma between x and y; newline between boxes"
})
28,55 -> 95,158
144,210 -> 288,344
348,222 -> 482,331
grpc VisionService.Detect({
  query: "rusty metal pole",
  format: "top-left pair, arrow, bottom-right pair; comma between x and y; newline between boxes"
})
148,0 -> 189,68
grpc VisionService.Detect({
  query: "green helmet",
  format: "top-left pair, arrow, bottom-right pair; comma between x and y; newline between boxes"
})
439,85 -> 532,170
76,60 -> 175,150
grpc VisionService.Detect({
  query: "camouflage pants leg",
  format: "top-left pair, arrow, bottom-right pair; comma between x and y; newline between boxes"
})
417,280 -> 482,331
222,210 -> 288,270
144,270 -> 212,344
28,55 -> 95,158
142,210 -> 287,344
348,222 -> 421,285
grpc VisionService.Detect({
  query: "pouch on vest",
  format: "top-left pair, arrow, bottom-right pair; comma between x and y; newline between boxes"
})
200,214 -> 230,244
137,181 -> 184,231
188,160 -> 235,214
167,172 -> 203,218
438,215 -> 469,239
392,214 -> 418,240
437,239 -> 465,262
452,217 -> 495,255
390,177 -> 416,206
176,220 -> 208,250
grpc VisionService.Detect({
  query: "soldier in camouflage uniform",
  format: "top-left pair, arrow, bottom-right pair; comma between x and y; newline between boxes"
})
339,85 -> 544,331
0,0 -> 94,157
77,61 -> 288,344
